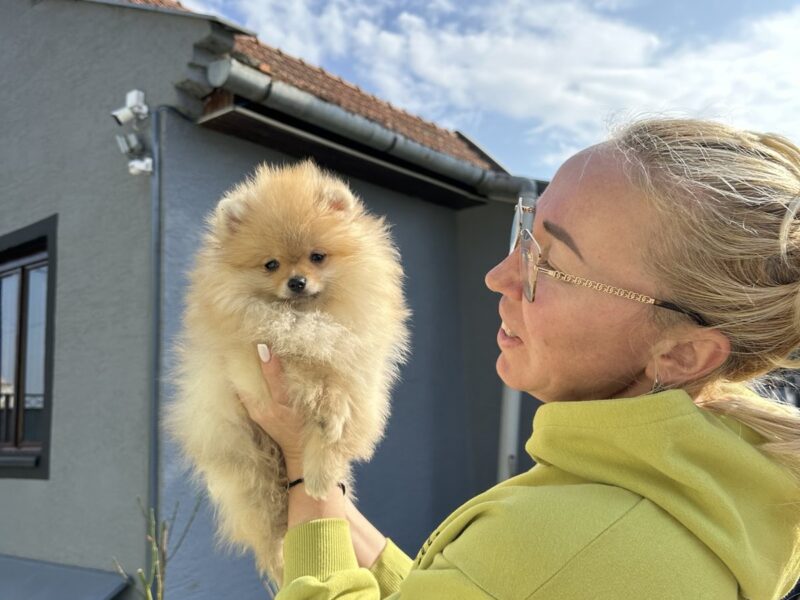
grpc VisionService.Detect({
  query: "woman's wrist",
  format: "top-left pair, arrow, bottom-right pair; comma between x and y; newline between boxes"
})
285,458 -> 304,482
287,480 -> 347,529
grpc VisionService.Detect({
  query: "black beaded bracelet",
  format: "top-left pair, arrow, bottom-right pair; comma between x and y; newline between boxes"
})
287,477 -> 346,496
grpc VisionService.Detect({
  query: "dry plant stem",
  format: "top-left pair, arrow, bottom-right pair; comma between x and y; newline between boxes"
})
113,497 -> 203,600
143,508 -> 164,600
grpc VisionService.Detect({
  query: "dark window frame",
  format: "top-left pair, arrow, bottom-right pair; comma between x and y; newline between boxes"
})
0,215 -> 57,479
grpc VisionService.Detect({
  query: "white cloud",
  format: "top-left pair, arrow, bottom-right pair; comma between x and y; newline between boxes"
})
589,0 -> 639,11
181,0 -> 384,63
181,0 -> 800,174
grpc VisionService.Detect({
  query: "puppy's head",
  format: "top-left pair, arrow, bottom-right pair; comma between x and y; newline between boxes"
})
207,160 -> 366,306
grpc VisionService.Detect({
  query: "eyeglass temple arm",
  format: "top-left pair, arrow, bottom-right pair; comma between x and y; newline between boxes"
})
653,299 -> 708,327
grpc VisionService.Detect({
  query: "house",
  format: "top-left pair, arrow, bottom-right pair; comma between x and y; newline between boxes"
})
0,0 -> 542,597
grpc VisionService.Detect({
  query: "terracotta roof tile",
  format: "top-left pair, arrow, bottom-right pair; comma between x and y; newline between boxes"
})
125,0 -> 497,171
127,0 -> 190,10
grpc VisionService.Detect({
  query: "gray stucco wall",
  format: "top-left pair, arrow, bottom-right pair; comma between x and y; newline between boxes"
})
0,1 -> 230,597
158,109 -> 485,597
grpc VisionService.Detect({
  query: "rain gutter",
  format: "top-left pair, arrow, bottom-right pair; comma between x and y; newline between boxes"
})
206,57 -> 540,202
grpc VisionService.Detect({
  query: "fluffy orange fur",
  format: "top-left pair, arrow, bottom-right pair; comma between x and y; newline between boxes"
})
164,160 -> 411,585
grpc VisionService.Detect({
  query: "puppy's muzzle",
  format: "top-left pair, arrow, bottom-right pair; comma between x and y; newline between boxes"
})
287,276 -> 307,293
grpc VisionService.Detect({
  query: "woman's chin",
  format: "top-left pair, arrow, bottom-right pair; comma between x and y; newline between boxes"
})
496,353 -> 525,390
496,354 -> 551,400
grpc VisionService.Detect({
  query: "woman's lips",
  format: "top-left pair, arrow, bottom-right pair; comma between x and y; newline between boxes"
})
498,325 -> 523,347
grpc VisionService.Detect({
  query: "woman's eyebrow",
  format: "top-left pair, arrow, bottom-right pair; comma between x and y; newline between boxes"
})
543,220 -> 584,262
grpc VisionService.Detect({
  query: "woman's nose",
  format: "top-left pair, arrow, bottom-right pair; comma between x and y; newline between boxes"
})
485,249 -> 520,296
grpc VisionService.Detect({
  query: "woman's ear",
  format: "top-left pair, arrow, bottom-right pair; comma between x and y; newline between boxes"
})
647,328 -> 731,386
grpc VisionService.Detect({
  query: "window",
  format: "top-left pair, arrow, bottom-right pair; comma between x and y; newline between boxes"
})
0,215 -> 57,479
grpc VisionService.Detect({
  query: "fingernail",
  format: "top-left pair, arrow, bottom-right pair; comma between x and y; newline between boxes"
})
257,343 -> 271,363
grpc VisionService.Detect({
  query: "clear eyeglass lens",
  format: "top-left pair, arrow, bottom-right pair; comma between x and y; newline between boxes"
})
520,228 -> 538,302
509,205 -> 521,255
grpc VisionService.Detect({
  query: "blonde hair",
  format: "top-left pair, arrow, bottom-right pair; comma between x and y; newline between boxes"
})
611,117 -> 800,483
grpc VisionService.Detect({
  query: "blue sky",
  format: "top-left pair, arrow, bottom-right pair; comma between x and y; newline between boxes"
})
182,0 -> 800,181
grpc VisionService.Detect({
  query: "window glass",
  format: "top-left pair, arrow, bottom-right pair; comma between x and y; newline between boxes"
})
23,265 -> 47,443
1,273 -> 19,444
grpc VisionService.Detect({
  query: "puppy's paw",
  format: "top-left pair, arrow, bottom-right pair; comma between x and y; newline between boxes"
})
302,438 -> 348,499
319,412 -> 348,444
303,468 -> 339,500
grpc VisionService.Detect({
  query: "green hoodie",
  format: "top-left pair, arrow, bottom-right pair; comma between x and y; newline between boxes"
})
278,389 -> 800,599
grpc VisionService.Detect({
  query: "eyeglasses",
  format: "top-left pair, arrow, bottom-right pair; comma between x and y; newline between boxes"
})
509,196 -> 709,327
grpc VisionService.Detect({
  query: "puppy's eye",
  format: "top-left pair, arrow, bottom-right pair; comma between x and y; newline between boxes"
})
265,259 -> 280,271
310,252 -> 326,264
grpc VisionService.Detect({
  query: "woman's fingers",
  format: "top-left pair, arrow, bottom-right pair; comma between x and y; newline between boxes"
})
239,343 -> 306,463
237,390 -> 256,420
257,343 -> 290,405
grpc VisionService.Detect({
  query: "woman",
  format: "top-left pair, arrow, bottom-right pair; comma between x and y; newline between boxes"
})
239,118 -> 800,599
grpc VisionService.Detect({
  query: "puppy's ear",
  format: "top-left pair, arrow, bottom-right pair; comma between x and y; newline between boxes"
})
321,184 -> 357,213
215,194 -> 248,234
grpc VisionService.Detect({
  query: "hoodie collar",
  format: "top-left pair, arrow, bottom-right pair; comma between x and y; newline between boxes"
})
526,389 -> 800,600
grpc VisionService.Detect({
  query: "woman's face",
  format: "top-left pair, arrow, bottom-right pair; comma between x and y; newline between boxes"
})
485,144 -> 665,403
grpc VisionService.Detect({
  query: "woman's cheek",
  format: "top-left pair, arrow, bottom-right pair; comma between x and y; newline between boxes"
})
521,281 -> 563,332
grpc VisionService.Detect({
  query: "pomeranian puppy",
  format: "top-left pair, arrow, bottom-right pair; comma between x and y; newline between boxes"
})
164,160 -> 411,585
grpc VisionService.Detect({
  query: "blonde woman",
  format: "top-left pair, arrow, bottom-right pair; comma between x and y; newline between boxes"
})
238,118 -> 800,599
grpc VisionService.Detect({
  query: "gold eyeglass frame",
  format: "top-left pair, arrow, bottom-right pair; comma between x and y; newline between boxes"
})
510,198 -> 708,327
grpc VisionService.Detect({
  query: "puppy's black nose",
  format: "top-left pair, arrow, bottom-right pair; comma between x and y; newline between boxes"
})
287,277 -> 307,292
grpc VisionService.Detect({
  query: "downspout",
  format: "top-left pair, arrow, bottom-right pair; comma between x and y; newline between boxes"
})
497,182 -> 537,482
148,107 -> 166,537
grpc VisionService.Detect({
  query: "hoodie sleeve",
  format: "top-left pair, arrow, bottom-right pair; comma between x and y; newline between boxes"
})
276,519 -> 496,599
368,537 -> 413,597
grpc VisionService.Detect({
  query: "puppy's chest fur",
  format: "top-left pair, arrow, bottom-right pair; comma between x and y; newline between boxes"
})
241,301 -> 357,363
218,302 -> 362,412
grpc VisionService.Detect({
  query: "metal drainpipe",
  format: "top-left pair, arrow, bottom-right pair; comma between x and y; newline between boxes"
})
148,106 -> 165,552
497,385 -> 522,481
497,183 -> 538,482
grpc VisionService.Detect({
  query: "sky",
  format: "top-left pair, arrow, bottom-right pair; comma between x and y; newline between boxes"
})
181,0 -> 800,181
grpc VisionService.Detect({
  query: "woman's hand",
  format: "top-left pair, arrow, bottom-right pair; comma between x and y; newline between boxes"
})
241,344 -> 348,529
237,344 -> 306,478
241,344 -> 384,554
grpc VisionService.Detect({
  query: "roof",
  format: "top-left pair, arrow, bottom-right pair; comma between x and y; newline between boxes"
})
125,0 -> 498,171
0,553 -> 128,600
87,0 -> 252,35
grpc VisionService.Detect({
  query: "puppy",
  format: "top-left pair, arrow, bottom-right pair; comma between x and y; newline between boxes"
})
164,160 -> 411,585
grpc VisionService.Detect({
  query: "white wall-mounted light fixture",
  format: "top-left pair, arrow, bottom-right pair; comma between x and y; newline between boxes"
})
111,89 -> 153,175
111,89 -> 149,126
115,133 -> 144,155
127,157 -> 153,175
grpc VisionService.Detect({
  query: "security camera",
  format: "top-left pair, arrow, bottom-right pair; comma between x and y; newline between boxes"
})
111,90 -> 149,126
115,133 -> 144,155
128,157 -> 153,175
112,106 -> 136,126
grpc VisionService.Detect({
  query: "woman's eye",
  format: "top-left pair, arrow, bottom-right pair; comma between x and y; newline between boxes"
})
310,252 -> 326,264
265,259 -> 279,271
